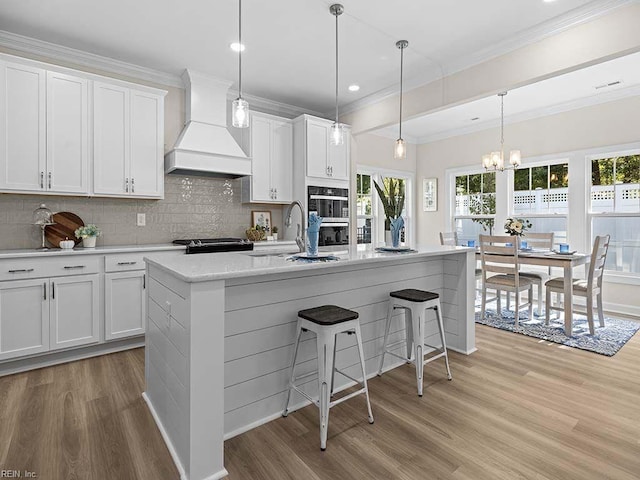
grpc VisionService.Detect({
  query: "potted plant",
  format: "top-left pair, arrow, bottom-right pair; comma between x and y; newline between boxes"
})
75,224 -> 101,248
373,178 -> 405,245
272,226 -> 279,241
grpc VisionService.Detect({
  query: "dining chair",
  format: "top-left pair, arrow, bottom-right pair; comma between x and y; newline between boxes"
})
439,231 -> 458,246
516,232 -> 554,315
440,232 -> 483,285
479,234 -> 534,327
545,235 -> 610,335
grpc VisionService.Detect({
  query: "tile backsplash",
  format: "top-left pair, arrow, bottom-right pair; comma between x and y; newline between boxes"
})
0,175 -> 283,250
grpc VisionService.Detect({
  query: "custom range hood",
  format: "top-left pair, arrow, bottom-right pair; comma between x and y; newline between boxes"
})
165,70 -> 251,178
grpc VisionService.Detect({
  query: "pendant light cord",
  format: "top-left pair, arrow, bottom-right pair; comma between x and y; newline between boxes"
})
238,0 -> 242,99
500,93 -> 504,150
334,10 -> 339,124
399,44 -> 404,140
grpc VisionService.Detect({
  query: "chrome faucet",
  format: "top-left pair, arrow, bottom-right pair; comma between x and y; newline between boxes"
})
284,201 -> 306,253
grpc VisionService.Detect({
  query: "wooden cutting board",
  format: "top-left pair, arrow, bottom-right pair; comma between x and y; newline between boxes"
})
45,212 -> 85,247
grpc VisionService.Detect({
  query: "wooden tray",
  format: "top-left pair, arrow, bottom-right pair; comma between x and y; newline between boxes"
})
45,212 -> 85,247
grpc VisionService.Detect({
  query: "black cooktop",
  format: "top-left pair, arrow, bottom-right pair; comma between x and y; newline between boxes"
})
173,238 -> 254,254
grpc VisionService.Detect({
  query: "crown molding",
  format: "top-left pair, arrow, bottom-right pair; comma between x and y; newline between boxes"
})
411,84 -> 640,144
0,29 -> 319,118
339,0 -> 634,117
228,90 -> 325,119
0,30 -> 184,88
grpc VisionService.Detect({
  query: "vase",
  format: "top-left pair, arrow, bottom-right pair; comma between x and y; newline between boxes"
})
390,216 -> 404,248
83,236 -> 97,248
384,230 -> 392,246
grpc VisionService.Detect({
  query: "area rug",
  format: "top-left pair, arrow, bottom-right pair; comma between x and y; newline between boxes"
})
475,308 -> 640,356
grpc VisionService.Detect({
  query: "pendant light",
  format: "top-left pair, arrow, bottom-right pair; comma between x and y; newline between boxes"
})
329,4 -> 345,146
395,40 -> 408,160
232,0 -> 249,128
482,92 -> 521,171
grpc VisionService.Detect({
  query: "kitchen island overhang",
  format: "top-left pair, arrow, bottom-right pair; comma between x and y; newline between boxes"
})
143,245 -> 475,480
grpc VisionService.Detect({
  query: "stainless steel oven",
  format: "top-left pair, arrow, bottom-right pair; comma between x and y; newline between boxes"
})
308,186 -> 349,246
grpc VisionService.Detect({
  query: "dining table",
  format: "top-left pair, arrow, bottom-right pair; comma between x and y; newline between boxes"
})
476,249 -> 590,336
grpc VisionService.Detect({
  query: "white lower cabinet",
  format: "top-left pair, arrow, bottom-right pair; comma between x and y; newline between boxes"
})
105,270 -> 146,340
50,274 -> 100,350
0,279 -> 49,361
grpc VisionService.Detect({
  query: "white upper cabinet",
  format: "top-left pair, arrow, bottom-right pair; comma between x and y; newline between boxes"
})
242,112 -> 293,204
0,54 -> 166,199
93,82 -> 130,195
93,83 -> 164,198
47,71 -> 89,194
296,115 -> 350,182
0,61 -> 46,192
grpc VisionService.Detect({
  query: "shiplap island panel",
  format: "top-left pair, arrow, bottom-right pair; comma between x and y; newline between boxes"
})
144,245 -> 475,480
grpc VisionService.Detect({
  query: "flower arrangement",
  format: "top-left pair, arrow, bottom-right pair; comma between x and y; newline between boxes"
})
504,217 -> 532,236
75,224 -> 101,239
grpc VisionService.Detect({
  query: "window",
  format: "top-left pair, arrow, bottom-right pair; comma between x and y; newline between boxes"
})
357,168 -> 414,247
590,154 -> 640,275
512,161 -> 569,246
454,171 -> 495,245
356,173 -> 372,244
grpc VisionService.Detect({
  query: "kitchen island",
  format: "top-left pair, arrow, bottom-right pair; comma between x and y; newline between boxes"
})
143,245 -> 475,480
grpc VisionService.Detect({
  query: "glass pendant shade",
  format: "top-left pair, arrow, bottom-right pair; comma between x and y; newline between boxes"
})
510,149 -> 521,167
232,97 -> 249,128
394,138 -> 406,160
482,154 -> 492,169
330,122 -> 345,146
491,151 -> 504,170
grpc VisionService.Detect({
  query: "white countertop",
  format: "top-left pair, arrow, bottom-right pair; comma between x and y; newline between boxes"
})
145,245 -> 473,283
0,243 -> 186,259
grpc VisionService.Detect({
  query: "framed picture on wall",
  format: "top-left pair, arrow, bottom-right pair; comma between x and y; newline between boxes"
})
423,178 -> 437,212
251,210 -> 272,232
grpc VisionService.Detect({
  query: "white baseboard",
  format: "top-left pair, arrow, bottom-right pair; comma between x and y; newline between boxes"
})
0,337 -> 144,377
143,393 -> 229,480
142,393 -> 189,480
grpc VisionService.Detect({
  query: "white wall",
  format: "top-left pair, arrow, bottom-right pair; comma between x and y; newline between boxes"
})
416,94 -> 640,316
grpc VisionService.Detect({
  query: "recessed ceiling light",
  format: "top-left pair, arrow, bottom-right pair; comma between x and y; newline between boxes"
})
543,0 -> 557,3
348,84 -> 360,92
230,43 -> 245,52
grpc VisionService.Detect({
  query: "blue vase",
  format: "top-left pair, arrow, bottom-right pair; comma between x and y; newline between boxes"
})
390,216 -> 404,248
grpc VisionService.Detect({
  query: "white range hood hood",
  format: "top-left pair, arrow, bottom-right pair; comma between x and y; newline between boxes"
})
165,70 -> 251,178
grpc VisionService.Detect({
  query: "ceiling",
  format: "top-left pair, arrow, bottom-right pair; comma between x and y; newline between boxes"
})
0,0 -> 617,114
373,50 -> 640,143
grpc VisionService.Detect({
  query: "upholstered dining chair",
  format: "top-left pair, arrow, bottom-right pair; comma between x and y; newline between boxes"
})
545,235 -> 610,335
479,234 -> 534,327
515,232 -> 554,314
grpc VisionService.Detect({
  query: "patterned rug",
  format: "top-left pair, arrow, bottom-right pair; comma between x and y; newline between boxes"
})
475,307 -> 640,356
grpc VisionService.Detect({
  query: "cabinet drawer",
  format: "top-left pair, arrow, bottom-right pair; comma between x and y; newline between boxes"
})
0,256 -> 100,281
105,253 -> 145,272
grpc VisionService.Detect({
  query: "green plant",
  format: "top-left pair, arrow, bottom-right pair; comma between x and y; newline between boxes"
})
271,226 -> 278,234
468,193 -> 495,234
373,178 -> 405,230
75,224 -> 101,239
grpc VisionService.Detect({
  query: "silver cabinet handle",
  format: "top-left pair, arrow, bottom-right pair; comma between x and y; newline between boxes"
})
43,282 -> 47,300
63,265 -> 86,269
117,261 -> 137,265
48,172 -> 52,189
125,178 -> 129,193
143,273 -> 146,289
40,172 -> 44,189
9,268 -> 34,273
131,177 -> 135,193
52,282 -> 55,299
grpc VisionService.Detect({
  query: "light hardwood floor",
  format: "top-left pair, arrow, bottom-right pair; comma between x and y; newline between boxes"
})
1,325 -> 639,480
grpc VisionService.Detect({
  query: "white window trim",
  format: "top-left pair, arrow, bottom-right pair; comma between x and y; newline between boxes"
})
445,140 -> 640,285
358,165 -> 415,248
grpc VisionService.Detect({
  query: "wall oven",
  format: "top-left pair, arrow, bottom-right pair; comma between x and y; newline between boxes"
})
308,186 -> 349,246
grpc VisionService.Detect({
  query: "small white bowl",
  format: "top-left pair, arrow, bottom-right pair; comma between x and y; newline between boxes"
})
59,240 -> 75,250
